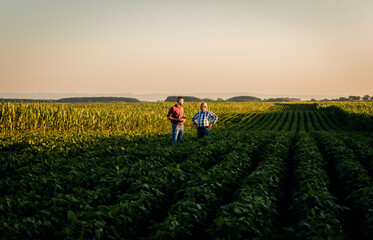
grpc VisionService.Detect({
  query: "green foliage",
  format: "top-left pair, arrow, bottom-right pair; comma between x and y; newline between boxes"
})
207,134 -> 291,239
315,131 -> 373,238
1,102 -> 373,239
288,133 -> 345,239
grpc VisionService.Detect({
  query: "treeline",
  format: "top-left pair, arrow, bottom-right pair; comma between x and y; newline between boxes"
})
316,95 -> 373,102
165,96 -> 301,102
164,96 -> 218,102
0,99 -> 54,103
55,97 -> 140,103
166,95 -> 373,102
0,97 -> 140,103
2,94 -> 372,103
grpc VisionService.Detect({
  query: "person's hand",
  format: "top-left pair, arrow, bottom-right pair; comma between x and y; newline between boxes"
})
208,124 -> 212,129
195,125 -> 198,129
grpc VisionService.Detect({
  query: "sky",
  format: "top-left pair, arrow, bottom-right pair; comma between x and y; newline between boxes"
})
1,0 -> 373,99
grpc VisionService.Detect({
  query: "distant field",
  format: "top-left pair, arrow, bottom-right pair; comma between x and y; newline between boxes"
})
1,102 -> 372,239
0,102 -> 273,134
1,101 -> 372,134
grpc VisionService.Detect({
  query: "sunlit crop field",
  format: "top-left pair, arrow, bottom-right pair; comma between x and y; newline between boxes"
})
1,102 -> 372,239
0,102 -> 274,134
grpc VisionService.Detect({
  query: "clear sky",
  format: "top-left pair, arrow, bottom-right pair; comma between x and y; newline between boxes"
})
1,0 -> 372,97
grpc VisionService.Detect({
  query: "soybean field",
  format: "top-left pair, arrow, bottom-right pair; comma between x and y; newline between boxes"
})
1,102 -> 373,239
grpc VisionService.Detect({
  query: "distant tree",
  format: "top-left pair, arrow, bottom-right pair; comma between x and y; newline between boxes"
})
1,97 -> 143,103
216,98 -> 225,102
56,97 -> 140,103
348,96 -> 361,101
164,96 -> 202,102
263,97 -> 300,102
0,98 -> 53,103
202,98 -> 215,102
310,98 -> 317,102
337,97 -> 349,101
227,96 -> 262,102
362,94 -> 370,101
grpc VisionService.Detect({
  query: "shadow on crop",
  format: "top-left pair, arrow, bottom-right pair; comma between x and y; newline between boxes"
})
318,105 -> 373,132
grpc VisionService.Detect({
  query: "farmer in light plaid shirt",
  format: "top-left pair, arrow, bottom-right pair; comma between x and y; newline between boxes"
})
191,102 -> 218,138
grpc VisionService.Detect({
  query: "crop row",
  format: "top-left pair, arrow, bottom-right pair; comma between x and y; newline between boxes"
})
317,102 -> 373,131
152,134 -> 270,239
287,133 -> 344,239
337,132 -> 373,178
314,132 -> 373,238
1,131 -> 373,239
207,134 -> 291,239
219,110 -> 344,132
0,131 -> 276,239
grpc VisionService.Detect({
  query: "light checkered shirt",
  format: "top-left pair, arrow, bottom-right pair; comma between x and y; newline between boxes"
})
191,110 -> 218,127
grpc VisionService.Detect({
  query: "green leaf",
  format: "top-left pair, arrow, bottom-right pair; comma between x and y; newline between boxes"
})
215,218 -> 228,227
67,210 -> 76,221
95,229 -> 103,240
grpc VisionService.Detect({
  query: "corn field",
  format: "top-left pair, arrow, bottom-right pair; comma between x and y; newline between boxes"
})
0,102 -> 273,134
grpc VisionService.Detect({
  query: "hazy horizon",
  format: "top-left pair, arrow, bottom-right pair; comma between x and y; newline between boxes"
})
0,91 -> 360,102
1,1 -> 373,96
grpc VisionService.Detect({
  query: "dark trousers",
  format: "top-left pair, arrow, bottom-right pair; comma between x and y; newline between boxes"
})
197,127 -> 210,138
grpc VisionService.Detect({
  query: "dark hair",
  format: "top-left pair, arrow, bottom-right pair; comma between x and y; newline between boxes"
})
177,96 -> 183,101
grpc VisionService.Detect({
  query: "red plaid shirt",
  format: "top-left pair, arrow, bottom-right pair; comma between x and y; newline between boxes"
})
167,104 -> 184,125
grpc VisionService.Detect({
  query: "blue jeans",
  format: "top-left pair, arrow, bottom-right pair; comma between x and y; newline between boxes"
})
172,124 -> 184,144
197,127 -> 210,138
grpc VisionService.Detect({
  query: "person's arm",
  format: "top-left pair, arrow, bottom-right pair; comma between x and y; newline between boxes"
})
167,108 -> 179,121
191,112 -> 198,128
208,111 -> 218,128
178,116 -> 185,123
